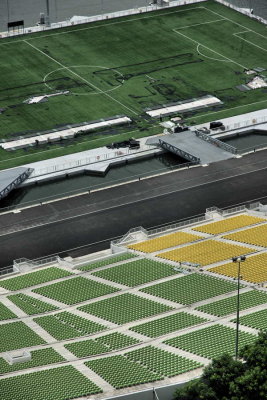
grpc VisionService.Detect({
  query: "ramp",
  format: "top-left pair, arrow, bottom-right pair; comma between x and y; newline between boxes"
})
0,167 -> 33,200
158,130 -> 236,164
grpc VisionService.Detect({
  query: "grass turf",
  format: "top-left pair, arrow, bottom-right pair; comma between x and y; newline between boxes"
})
0,1 -> 267,169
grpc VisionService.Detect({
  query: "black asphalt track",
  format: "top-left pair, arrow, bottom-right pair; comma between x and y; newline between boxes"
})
0,150 -> 267,268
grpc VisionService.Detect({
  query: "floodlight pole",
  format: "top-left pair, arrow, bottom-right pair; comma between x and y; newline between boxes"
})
46,0 -> 50,26
6,0 -> 10,23
232,255 -> 246,360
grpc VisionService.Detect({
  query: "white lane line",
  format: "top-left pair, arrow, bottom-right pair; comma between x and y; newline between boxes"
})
2,165 -> 267,237
203,6 -> 267,40
0,6 -> 204,46
172,28 -> 248,70
24,40 -> 138,115
234,33 -> 267,53
176,18 -> 225,30
196,43 -> 231,63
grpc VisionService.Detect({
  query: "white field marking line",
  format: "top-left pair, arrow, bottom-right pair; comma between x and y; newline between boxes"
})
172,28 -> 248,70
24,40 -> 138,115
176,18 -> 225,30
0,6 -> 204,47
203,6 -> 267,40
3,164 -> 267,237
190,98 -> 267,120
234,33 -> 267,53
196,43 -> 231,63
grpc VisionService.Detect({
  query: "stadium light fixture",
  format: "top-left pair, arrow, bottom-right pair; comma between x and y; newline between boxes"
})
232,255 -> 246,360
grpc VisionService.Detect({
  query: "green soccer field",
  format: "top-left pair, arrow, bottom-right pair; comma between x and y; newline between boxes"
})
0,0 -> 267,168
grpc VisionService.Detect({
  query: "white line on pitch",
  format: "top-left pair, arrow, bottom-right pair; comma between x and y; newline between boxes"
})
24,40 -> 138,115
203,6 -> 267,40
196,43 -> 231,63
176,18 -> 225,30
0,6 -> 203,46
234,33 -> 267,53
172,28 -> 248,70
2,165 -> 267,237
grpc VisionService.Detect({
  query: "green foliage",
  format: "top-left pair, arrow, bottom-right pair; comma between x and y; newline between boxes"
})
141,274 -> 240,305
0,267 -> 72,291
0,348 -> 64,374
130,311 -> 208,338
33,276 -> 118,305
0,301 -> 17,321
8,293 -> 58,315
79,253 -> 137,272
34,311 -> 106,340
0,321 -> 45,352
0,365 -> 102,400
174,331 -> 267,400
78,293 -> 173,324
93,258 -> 176,286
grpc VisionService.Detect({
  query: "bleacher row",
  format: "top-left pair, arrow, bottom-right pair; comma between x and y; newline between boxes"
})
0,213 -> 266,400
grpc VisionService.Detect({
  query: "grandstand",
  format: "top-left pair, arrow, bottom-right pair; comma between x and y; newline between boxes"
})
0,206 -> 267,399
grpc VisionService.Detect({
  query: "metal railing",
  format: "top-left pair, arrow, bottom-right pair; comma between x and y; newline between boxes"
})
195,130 -> 237,154
0,159 -> 195,215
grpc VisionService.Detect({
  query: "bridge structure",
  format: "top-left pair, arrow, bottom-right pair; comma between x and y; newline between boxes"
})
147,130 -> 237,165
0,167 -> 33,200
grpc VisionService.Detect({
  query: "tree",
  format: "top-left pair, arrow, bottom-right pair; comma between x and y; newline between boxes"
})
173,331 -> 267,400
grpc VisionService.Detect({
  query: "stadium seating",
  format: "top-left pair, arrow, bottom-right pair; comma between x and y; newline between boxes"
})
0,321 -> 46,352
0,365 -> 102,400
34,311 -> 106,340
0,348 -> 64,374
193,215 -> 265,235
141,273 -> 241,305
78,293 -> 173,324
93,258 -> 177,287
86,355 -> 161,389
33,276 -> 119,305
223,223 -> 267,247
8,293 -> 58,315
130,311 -> 208,338
65,332 -> 140,357
208,252 -> 267,283
125,345 -> 202,377
128,231 -> 201,253
157,239 -> 255,266
196,290 -> 267,316
79,252 -> 136,272
0,301 -> 17,321
232,308 -> 267,330
0,267 -> 73,291
165,324 -> 256,359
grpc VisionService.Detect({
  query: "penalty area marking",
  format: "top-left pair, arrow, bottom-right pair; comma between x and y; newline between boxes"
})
43,65 -> 125,96
24,40 -> 138,115
196,44 -> 231,63
172,28 -> 249,70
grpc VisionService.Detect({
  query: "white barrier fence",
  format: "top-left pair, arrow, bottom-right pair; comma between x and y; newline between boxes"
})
30,148 -> 141,178
0,0 -> 206,39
